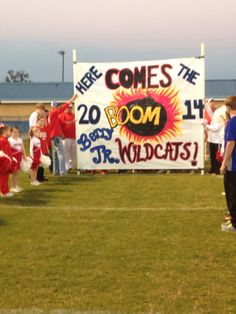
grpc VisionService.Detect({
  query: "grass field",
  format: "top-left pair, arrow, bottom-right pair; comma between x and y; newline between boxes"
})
1,169 -> 236,314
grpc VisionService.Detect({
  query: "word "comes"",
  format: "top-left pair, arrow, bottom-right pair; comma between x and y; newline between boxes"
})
105,64 -> 172,90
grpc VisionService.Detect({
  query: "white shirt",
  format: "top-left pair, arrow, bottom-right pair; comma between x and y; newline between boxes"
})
207,106 -> 226,144
8,137 -> 23,152
29,111 -> 38,128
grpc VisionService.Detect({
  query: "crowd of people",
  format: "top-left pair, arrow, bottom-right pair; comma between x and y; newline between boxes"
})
0,94 -> 77,197
1,94 -> 236,233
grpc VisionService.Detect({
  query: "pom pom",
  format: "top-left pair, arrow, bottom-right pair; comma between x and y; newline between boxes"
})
20,157 -> 33,173
40,154 -> 51,168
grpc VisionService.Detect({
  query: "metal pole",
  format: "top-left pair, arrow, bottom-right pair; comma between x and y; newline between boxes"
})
58,50 -> 66,82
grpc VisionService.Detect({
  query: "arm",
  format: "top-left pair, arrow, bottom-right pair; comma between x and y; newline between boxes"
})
56,95 -> 78,115
21,142 -> 27,159
220,141 -> 235,174
206,122 -> 223,132
30,140 -> 34,158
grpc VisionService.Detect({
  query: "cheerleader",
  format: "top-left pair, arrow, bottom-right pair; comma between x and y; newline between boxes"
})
30,127 -> 42,186
37,114 -> 49,182
8,127 -> 27,192
0,124 -> 14,197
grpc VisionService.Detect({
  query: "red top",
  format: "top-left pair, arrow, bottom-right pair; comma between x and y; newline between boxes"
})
50,103 -> 70,138
45,118 -> 52,148
38,126 -> 49,155
59,111 -> 76,139
0,136 -> 12,158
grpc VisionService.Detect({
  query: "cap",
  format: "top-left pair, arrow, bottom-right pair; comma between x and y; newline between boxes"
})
208,98 -> 215,102
51,101 -> 59,108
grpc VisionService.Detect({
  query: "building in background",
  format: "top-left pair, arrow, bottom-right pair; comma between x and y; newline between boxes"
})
0,80 -> 235,136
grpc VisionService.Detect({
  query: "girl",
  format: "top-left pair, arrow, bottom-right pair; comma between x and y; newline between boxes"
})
0,124 -> 14,197
30,127 -> 41,186
37,114 -> 49,182
8,126 -> 27,192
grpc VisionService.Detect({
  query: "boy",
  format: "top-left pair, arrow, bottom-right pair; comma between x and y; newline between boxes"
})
220,96 -> 236,232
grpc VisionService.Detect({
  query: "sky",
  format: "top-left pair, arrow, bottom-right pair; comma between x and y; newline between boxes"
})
0,0 -> 235,82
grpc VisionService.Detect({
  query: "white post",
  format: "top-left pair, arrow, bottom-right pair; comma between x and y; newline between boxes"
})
200,42 -> 205,58
201,42 -> 205,175
72,49 -> 80,175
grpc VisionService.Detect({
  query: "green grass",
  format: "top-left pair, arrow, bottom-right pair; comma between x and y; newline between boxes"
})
0,170 -> 236,314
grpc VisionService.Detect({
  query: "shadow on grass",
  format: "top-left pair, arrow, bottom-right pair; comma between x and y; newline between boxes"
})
0,218 -> 8,227
0,175 -> 102,208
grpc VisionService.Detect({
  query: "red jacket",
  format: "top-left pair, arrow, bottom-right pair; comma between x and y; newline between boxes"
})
0,136 -> 13,174
59,112 -> 76,139
0,136 -> 12,157
50,103 -> 70,138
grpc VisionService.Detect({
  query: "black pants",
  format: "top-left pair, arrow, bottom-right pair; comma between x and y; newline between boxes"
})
224,171 -> 236,227
37,166 -> 45,182
209,142 -> 221,174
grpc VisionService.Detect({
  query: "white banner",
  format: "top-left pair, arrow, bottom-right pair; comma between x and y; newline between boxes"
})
73,57 -> 205,170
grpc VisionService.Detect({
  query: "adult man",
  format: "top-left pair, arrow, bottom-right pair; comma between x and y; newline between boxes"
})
50,95 -> 77,176
206,99 -> 224,175
59,104 -> 76,171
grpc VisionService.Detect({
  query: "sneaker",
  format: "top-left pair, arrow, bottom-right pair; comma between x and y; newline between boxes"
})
1,192 -> 14,197
31,181 -> 41,186
221,221 -> 236,232
10,188 -> 20,193
16,186 -> 24,192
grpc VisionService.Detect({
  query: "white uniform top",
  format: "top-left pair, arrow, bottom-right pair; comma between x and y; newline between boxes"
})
29,111 -> 38,128
30,137 -> 41,157
207,106 -> 226,144
8,137 -> 23,152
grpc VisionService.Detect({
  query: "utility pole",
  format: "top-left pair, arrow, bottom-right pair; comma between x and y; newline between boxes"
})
58,50 -> 66,82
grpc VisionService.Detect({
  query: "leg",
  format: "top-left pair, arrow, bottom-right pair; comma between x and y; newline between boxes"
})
12,171 -> 18,189
64,139 -> 71,170
0,173 -> 10,195
71,139 -> 77,169
37,166 -> 44,182
53,137 -> 60,175
55,137 -> 67,175
209,143 -> 219,174
225,171 -> 236,227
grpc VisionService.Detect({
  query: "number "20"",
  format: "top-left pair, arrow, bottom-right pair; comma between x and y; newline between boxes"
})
77,104 -> 101,125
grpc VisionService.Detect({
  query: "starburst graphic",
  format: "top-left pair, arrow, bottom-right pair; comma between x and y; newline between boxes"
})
109,87 -> 183,144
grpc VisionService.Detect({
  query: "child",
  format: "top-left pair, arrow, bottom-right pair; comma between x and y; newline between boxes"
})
30,127 -> 41,186
8,127 -> 27,192
220,96 -> 236,232
0,124 -> 14,197
37,114 -> 49,182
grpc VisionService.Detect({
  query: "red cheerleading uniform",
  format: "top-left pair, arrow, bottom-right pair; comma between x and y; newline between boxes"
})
0,136 -> 13,195
30,137 -> 41,170
8,136 -> 23,171
38,126 -> 49,155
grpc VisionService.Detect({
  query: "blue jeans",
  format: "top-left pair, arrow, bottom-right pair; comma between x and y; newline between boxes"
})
52,137 -> 67,175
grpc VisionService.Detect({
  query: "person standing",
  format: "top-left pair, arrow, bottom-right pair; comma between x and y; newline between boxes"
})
59,104 -> 76,171
0,124 -> 14,197
220,96 -> 236,232
29,103 -> 45,132
50,95 -> 78,176
205,99 -> 224,174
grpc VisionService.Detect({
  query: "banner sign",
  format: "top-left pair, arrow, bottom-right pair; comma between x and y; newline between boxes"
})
73,57 -> 205,170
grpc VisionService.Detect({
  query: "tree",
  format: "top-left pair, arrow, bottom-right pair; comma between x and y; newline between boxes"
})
5,70 -> 31,83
